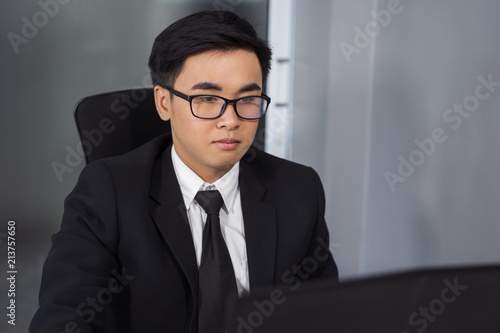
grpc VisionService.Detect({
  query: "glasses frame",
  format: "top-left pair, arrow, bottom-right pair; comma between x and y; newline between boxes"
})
163,86 -> 271,120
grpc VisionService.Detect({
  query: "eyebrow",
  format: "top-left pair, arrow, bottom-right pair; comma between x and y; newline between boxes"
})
191,82 -> 262,93
191,82 -> 222,91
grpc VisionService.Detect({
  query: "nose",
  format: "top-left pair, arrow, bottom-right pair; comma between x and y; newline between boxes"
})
216,102 -> 239,130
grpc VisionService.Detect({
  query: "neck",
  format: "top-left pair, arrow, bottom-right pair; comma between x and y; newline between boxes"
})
172,144 -> 234,184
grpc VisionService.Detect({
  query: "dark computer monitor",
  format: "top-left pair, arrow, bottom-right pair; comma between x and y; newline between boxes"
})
225,264 -> 500,333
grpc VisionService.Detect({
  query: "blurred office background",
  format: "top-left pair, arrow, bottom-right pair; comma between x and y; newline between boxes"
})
1,0 -> 499,331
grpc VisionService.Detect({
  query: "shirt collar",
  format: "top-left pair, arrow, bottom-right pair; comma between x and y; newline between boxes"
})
171,144 -> 240,213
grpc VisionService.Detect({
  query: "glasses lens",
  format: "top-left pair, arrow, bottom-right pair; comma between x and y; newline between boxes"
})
191,95 -> 269,119
236,97 -> 268,119
191,96 -> 226,118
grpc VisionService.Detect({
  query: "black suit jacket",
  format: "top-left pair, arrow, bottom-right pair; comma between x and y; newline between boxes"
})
30,133 -> 338,332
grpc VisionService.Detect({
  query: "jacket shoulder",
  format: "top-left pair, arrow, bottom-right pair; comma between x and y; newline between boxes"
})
242,146 -> 320,184
86,133 -> 171,172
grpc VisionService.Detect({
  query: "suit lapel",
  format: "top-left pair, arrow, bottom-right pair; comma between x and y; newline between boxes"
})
148,143 -> 278,294
240,158 -> 278,290
149,144 -> 199,299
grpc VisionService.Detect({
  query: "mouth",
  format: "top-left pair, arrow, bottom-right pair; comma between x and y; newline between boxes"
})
213,138 -> 241,150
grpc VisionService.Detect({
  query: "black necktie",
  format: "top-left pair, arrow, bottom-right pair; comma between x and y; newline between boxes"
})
195,190 -> 238,333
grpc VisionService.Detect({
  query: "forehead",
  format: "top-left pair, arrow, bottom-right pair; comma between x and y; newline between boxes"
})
175,49 -> 263,90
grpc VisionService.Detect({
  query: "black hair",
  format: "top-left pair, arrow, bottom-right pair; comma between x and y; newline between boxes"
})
148,10 -> 272,88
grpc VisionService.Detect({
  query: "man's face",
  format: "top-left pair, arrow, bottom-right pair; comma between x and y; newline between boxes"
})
155,49 -> 262,183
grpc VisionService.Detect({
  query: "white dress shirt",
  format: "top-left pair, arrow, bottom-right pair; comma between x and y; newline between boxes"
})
171,145 -> 249,295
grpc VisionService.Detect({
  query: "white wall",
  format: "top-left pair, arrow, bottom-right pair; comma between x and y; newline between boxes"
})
278,0 -> 500,279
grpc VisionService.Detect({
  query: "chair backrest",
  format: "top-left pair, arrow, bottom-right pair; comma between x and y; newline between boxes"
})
74,88 -> 171,163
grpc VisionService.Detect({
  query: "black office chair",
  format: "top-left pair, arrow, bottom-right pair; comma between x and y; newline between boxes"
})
74,88 -> 171,164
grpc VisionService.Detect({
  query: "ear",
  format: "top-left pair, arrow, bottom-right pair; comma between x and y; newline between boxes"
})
154,85 -> 171,121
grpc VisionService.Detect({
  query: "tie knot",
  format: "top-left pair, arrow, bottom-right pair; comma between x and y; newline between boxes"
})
195,190 -> 224,215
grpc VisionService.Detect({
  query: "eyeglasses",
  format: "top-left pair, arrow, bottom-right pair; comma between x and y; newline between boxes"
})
163,86 -> 271,120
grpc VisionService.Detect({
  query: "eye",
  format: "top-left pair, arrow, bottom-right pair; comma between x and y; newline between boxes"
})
196,96 -> 220,103
240,97 -> 258,104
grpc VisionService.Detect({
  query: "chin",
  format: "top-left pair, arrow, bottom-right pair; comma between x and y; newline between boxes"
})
210,156 -> 241,170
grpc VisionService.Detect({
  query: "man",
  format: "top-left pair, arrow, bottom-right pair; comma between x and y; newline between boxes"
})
30,10 -> 338,333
